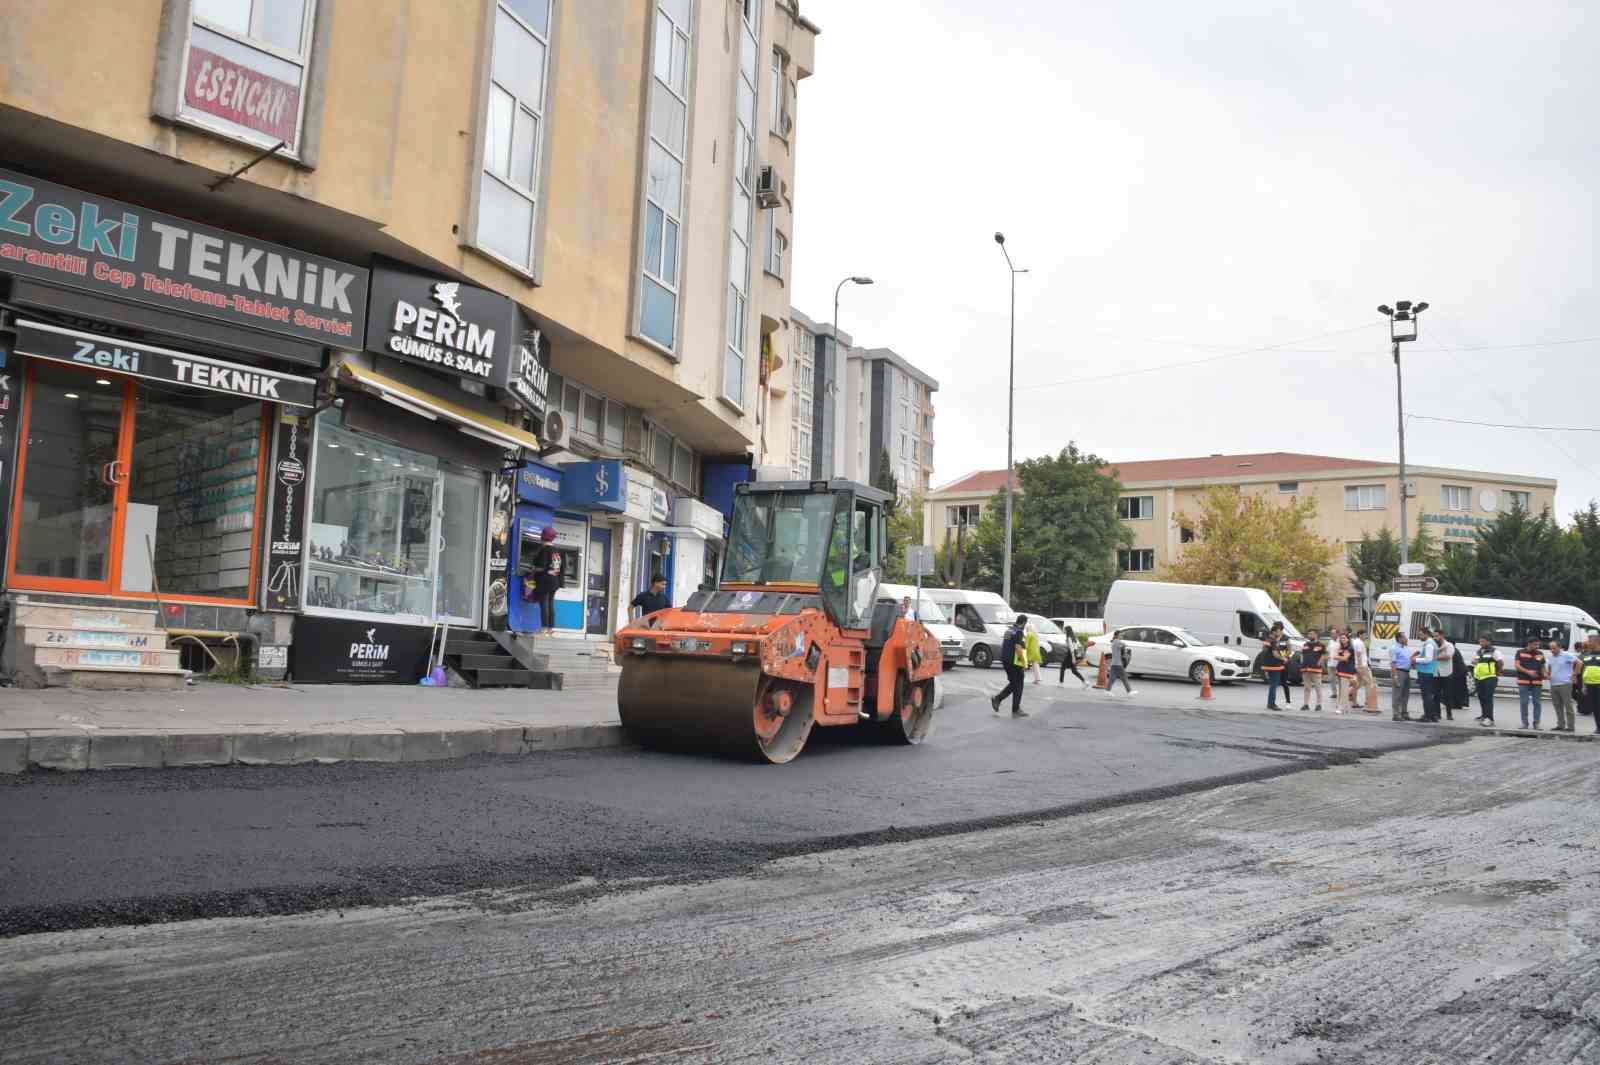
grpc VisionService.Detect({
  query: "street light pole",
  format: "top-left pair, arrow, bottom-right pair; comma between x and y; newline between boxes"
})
994,234 -> 1026,604
832,275 -> 873,479
1378,301 -> 1428,567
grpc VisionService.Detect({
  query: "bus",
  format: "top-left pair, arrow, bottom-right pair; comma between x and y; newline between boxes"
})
1368,592 -> 1600,679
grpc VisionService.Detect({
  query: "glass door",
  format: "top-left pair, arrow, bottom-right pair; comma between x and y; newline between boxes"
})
7,361 -> 133,593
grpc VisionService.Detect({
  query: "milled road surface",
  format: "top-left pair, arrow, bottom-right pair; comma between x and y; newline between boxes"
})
3,737 -> 1595,1064
1,678 -> 1460,935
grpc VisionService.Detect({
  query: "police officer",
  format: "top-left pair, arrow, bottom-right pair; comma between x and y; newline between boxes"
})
1471,634 -> 1503,726
1578,636 -> 1600,735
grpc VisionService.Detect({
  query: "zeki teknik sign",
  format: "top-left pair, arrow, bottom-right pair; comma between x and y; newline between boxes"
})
363,262 -> 551,418
0,167 -> 367,347
14,320 -> 317,407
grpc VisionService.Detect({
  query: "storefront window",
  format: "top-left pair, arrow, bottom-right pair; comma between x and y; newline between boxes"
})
124,384 -> 265,600
305,411 -> 486,624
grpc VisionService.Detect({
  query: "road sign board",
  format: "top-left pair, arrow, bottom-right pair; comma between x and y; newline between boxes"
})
1362,580 -> 1376,598
1398,562 -> 1426,577
1392,576 -> 1439,592
905,544 -> 935,577
1279,579 -> 1305,594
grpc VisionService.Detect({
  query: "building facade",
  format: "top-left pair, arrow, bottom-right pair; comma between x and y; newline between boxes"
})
0,0 -> 819,683
924,453 -> 1559,623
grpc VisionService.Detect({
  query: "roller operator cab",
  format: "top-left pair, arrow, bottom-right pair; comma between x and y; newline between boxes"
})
614,479 -> 943,763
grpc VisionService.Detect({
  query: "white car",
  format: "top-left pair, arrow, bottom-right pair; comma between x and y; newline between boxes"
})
1083,624 -> 1254,684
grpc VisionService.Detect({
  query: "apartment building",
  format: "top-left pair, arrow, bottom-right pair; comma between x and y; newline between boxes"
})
0,0 -> 819,682
924,453 -> 1558,622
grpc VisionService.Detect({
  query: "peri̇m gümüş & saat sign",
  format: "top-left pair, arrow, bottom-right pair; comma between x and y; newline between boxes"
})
0,167 -> 367,347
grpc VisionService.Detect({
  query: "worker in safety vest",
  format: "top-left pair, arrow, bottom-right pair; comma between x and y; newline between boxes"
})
1577,636 -> 1600,735
1471,634 -> 1503,727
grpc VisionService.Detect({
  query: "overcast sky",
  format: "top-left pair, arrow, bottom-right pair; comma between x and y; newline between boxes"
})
790,0 -> 1599,520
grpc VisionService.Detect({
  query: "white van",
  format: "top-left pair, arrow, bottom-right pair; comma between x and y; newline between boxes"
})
878,582 -> 967,666
1102,580 -> 1301,658
1368,592 -> 1600,678
1051,617 -> 1108,642
923,589 -> 1017,668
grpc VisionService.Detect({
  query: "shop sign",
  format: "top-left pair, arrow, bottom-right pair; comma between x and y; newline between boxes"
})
263,411 -> 311,611
14,320 -> 317,407
0,366 -> 22,579
290,616 -> 434,683
673,497 -> 724,539
1418,511 -> 1489,540
651,488 -> 672,524
365,261 -> 515,386
486,470 -> 514,631
624,471 -> 656,522
517,459 -> 563,508
0,167 -> 366,346
560,460 -> 626,513
184,44 -> 302,149
505,320 -> 551,417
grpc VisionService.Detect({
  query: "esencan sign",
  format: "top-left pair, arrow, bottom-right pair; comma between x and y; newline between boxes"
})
0,167 -> 367,347
184,45 -> 302,149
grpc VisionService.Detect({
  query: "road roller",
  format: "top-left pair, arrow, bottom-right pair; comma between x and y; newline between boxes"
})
614,478 -> 942,763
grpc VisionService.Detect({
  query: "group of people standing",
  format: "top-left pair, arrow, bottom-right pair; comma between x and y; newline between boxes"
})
1388,629 -> 1600,732
1261,623 -> 1376,713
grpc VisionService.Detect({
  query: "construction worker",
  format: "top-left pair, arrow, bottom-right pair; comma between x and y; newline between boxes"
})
1472,634 -> 1503,727
1298,629 -> 1325,712
1577,636 -> 1600,735
1514,634 -> 1547,729
1263,621 -> 1288,710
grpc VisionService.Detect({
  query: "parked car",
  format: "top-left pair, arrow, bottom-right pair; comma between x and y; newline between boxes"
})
923,589 -> 1017,668
1083,624 -> 1255,684
878,582 -> 966,666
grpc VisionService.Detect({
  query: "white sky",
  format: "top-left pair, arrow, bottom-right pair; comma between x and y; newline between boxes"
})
790,0 -> 1600,519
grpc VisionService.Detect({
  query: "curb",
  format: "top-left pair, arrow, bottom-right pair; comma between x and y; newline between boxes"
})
0,722 -> 627,774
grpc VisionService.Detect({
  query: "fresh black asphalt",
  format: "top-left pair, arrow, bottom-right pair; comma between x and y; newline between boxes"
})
0,690 -> 1465,936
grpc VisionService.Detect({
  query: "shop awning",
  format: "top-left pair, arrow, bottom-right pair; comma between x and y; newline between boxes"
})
338,362 -> 539,453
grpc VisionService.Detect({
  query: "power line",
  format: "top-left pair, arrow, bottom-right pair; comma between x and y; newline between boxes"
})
1410,414 -> 1600,432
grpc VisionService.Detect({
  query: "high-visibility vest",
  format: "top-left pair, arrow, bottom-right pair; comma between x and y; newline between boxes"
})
1582,652 -> 1600,686
1473,651 -> 1499,681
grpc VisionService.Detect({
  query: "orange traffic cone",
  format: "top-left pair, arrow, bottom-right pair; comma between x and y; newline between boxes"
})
1095,654 -> 1110,690
1199,668 -> 1214,700
1366,675 -> 1379,713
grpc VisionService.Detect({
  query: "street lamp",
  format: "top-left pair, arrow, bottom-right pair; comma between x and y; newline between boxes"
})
1377,300 -> 1429,565
994,233 -> 1027,604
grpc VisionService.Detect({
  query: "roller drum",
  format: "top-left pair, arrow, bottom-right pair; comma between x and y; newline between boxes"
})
618,656 -> 815,764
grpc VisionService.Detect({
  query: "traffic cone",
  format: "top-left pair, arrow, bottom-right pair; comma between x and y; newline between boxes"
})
1199,668 -> 1214,700
1095,654 -> 1110,690
1366,675 -> 1379,713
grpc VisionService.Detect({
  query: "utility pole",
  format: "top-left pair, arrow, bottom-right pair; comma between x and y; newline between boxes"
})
1378,301 -> 1428,566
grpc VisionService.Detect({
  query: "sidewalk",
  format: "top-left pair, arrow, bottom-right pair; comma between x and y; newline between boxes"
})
0,680 -> 623,773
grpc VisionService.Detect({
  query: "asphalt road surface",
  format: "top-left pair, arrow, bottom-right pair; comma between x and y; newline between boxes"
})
4,677 -> 1597,1064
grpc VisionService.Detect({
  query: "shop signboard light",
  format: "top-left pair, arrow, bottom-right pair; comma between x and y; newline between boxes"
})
559,460 -> 626,513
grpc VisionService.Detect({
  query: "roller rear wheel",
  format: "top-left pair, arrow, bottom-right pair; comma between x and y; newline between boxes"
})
881,673 -> 935,745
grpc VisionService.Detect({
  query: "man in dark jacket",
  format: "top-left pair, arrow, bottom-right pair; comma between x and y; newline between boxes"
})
990,614 -> 1030,718
630,574 -> 670,619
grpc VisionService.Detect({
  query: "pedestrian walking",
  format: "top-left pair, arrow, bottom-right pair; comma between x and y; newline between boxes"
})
1057,625 -> 1090,688
1433,628 -> 1458,720
1390,633 -> 1417,721
1353,628 -> 1377,712
1577,636 -> 1600,735
1298,630 -> 1326,712
1263,621 -> 1288,710
1472,635 -> 1502,726
1105,629 -> 1136,696
1546,639 -> 1579,732
1025,619 -> 1044,685
1415,629 -> 1440,722
1514,634 -> 1547,729
990,614 -> 1031,717
1333,633 -> 1357,713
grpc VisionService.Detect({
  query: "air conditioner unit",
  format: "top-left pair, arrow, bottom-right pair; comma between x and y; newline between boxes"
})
541,408 -> 572,451
755,165 -> 781,209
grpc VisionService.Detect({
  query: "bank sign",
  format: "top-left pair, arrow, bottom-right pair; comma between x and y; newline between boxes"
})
0,167 -> 367,347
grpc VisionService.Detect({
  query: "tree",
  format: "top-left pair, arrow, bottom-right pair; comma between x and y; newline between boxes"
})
1164,486 -> 1338,630
1571,502 -> 1600,621
1435,507 -> 1585,604
1348,526 -> 1401,597
883,491 -> 925,583
875,450 -> 898,499
966,444 -> 1131,612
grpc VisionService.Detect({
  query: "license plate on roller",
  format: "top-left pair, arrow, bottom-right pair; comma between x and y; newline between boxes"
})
673,638 -> 711,653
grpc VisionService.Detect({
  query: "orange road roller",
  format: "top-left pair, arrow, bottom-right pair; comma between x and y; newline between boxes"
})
614,478 -> 943,763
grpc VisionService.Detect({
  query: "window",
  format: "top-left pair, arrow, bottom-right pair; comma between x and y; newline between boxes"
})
1118,496 -> 1154,520
1238,611 -> 1267,640
1503,490 -> 1532,513
167,0 -> 321,158
603,400 -> 624,449
1443,541 -> 1473,558
1118,548 -> 1156,572
1519,618 -> 1569,645
947,504 -> 980,527
652,427 -> 672,474
638,0 -> 692,350
763,210 -> 787,279
1344,484 -> 1387,511
1442,485 -> 1471,511
474,0 -> 553,273
1180,526 -> 1196,544
1277,481 -> 1299,493
722,2 -> 760,406
1346,597 -> 1367,624
672,442 -> 694,490
580,390 -> 602,438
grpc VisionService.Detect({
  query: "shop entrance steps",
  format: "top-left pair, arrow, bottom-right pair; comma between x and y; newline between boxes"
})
519,636 -> 622,693
441,630 -> 559,689
4,599 -> 187,690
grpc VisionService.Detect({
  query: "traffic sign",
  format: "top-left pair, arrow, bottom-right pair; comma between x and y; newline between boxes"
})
905,544 -> 935,577
1393,576 -> 1439,592
1362,580 -> 1376,598
1398,562 -> 1426,577
1279,579 -> 1305,594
